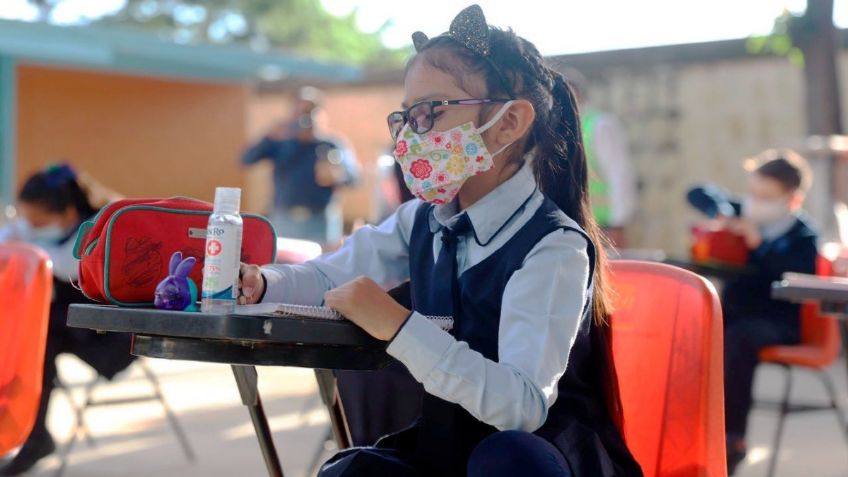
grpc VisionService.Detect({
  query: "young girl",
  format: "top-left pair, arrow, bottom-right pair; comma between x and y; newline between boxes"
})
239,5 -> 642,476
0,164 -> 135,476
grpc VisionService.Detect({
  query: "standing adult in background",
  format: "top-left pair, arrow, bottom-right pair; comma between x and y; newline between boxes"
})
565,69 -> 636,247
241,86 -> 359,245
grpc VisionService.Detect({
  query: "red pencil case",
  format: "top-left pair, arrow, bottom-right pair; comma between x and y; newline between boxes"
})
73,197 -> 276,306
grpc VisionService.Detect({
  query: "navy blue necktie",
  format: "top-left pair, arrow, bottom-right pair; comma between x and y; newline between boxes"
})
427,213 -> 473,318
415,212 -> 473,467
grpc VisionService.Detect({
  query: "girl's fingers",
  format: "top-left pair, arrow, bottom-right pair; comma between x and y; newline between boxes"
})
238,263 -> 264,304
324,289 -> 338,308
324,288 -> 348,313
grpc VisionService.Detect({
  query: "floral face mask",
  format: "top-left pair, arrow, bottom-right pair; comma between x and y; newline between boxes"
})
393,101 -> 514,204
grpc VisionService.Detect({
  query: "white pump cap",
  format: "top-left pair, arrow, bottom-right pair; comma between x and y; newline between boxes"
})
213,187 -> 241,214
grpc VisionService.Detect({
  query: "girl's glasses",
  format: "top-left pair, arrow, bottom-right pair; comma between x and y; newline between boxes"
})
387,98 -> 511,140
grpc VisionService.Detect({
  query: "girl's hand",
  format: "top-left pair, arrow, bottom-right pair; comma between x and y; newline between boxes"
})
238,263 -> 266,305
324,276 -> 410,341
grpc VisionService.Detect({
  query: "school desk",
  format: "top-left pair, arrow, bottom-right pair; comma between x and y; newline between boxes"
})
67,304 -> 390,477
771,275 -> 848,316
772,275 -> 848,384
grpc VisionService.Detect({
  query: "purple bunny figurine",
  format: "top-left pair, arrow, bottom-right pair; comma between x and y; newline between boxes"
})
154,251 -> 198,311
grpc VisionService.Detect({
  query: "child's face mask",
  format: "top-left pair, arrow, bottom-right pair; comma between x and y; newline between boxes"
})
393,101 -> 514,205
742,196 -> 791,225
30,223 -> 67,243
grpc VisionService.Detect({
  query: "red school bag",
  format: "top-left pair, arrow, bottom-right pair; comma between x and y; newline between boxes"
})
73,197 -> 277,306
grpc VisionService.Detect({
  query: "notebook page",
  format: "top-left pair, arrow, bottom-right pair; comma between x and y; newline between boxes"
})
236,303 -> 454,331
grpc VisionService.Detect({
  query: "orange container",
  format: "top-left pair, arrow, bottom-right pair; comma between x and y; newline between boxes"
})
690,224 -> 749,266
0,243 -> 53,456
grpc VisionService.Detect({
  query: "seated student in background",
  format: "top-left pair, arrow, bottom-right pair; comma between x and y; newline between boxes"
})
0,164 -> 135,476
688,149 -> 817,475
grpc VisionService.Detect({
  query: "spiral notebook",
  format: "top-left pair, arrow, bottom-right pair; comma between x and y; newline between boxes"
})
236,303 -> 454,331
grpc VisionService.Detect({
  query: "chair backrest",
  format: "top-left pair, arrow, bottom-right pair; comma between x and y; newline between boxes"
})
797,255 -> 841,364
0,243 -> 53,455
609,260 -> 726,477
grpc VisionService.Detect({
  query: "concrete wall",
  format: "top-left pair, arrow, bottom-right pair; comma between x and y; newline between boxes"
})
562,49 -> 848,254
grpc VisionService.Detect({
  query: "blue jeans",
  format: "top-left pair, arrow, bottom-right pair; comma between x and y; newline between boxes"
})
318,430 -> 572,477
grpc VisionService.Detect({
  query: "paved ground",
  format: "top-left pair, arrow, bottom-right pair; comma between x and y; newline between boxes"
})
22,356 -> 334,477
7,353 -> 848,477
737,362 -> 848,477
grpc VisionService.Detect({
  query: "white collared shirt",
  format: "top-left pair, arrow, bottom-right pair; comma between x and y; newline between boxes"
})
262,164 -> 590,432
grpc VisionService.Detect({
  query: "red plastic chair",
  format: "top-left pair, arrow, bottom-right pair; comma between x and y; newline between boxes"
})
609,260 -> 727,477
757,256 -> 846,477
0,242 -> 53,456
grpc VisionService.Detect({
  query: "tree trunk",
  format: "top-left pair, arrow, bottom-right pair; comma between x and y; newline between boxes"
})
796,0 -> 842,135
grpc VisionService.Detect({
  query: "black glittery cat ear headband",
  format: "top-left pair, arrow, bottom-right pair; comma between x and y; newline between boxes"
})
412,4 -> 517,99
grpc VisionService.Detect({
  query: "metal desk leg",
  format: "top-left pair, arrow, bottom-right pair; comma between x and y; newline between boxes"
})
314,369 -> 352,449
841,320 -> 848,400
232,365 -> 284,477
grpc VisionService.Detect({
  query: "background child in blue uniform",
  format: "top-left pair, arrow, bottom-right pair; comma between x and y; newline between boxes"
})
239,5 -> 642,476
688,149 -> 817,475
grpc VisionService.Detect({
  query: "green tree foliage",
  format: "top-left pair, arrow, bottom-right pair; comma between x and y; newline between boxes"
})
242,0 -> 408,66
27,0 -> 410,67
746,10 -> 808,67
746,9 -> 805,66
747,0 -> 841,135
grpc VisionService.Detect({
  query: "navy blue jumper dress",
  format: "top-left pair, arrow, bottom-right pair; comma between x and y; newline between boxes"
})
321,197 -> 642,476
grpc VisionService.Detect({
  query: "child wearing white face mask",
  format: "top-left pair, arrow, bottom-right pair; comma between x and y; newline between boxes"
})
0,164 -> 136,476
688,149 -> 817,475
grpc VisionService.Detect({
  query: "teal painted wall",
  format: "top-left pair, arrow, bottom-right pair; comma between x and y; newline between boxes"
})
0,56 -> 14,207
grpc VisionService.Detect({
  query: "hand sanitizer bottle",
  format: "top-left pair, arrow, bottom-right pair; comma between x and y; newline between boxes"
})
201,187 -> 243,313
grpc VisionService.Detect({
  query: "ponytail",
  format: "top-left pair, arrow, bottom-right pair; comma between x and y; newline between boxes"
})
538,63 -> 622,431
537,70 -> 612,324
